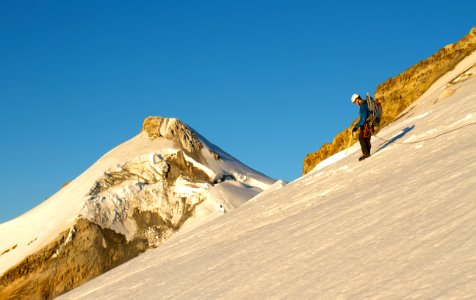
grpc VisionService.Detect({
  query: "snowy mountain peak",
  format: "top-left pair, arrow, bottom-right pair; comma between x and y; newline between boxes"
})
0,116 -> 277,299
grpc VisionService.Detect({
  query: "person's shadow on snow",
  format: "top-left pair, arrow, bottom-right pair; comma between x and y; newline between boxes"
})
375,125 -> 415,153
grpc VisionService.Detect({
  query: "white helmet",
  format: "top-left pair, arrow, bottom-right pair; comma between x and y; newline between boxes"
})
351,93 -> 361,103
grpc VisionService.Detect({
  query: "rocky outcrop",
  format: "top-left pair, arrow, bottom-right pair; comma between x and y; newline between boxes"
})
82,150 -> 212,242
142,117 -> 203,152
374,28 -> 476,126
142,116 -> 222,162
0,219 -> 150,300
303,27 -> 476,174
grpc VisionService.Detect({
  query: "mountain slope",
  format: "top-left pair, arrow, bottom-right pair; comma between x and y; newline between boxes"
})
0,117 -> 276,299
303,27 -> 476,174
62,51 -> 476,299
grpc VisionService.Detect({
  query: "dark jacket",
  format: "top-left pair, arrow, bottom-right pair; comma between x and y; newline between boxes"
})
354,100 -> 369,130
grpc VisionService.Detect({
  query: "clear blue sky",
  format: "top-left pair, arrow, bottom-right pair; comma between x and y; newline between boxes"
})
1,0 -> 475,223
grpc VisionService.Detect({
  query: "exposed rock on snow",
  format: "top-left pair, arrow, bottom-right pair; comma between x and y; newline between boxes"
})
81,150 -> 213,242
141,116 -> 218,160
0,219 -> 152,300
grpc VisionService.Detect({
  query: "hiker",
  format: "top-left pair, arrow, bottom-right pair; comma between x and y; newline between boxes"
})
351,93 -> 372,161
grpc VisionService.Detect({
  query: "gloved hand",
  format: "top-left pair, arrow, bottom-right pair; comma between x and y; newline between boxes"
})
352,127 -> 357,133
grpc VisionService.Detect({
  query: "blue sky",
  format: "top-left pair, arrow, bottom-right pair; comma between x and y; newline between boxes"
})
1,0 -> 475,223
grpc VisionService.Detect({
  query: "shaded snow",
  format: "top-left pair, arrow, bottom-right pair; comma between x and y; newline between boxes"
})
61,51 -> 476,299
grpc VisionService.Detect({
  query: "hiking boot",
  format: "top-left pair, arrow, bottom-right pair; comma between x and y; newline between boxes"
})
358,154 -> 370,161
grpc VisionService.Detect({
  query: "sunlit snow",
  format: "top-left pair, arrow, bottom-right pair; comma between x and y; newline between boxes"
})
61,51 -> 476,299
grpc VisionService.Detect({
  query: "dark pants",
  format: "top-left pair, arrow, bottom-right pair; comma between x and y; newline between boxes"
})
359,125 -> 371,156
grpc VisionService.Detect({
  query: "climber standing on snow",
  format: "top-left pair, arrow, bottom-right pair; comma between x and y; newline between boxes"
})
351,93 -> 372,161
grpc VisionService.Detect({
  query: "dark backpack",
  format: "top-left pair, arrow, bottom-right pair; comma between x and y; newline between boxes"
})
365,93 -> 382,126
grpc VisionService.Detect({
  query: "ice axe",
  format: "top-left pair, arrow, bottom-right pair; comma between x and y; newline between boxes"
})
345,130 -> 357,155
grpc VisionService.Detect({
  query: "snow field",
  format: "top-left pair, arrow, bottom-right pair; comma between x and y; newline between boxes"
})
62,51 -> 476,299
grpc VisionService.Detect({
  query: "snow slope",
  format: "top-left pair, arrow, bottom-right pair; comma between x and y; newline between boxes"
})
0,118 -> 276,277
61,51 -> 476,299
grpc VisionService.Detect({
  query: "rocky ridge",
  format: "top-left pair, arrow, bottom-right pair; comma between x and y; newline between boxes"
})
142,117 -> 203,153
303,27 -> 476,174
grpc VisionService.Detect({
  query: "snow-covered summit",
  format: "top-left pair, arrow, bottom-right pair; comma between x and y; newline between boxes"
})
0,117 -> 276,299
